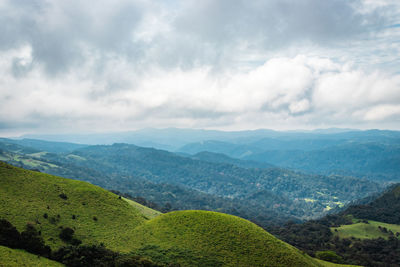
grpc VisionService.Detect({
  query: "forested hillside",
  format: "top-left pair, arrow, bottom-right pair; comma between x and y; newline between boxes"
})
269,184 -> 400,266
0,139 -> 382,227
178,130 -> 400,182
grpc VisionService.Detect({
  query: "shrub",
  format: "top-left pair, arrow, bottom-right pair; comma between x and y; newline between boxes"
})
59,227 -> 74,242
20,223 -> 51,257
0,218 -> 21,248
52,245 -> 162,267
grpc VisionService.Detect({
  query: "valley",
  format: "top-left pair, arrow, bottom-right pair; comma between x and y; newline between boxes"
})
0,128 -> 399,266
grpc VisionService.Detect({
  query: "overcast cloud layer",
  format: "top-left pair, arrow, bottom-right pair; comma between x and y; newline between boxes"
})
0,0 -> 400,135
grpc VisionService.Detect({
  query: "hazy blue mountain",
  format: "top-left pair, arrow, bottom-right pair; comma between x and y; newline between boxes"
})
177,129 -> 400,182
21,128 -> 280,150
188,151 -> 274,169
0,138 -> 87,153
243,142 -> 400,182
20,128 -> 393,152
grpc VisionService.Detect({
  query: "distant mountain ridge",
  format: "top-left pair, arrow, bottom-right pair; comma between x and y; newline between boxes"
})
0,138 -> 383,227
178,130 -> 400,182
19,127 -> 394,151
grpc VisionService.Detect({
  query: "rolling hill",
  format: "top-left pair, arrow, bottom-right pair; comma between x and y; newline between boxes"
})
0,161 -> 148,252
130,210 -> 322,267
0,245 -> 64,267
0,162 -> 351,266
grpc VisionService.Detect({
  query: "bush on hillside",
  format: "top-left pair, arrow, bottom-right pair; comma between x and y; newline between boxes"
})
52,244 -> 162,267
59,227 -> 74,241
0,218 -> 21,248
20,223 -> 51,257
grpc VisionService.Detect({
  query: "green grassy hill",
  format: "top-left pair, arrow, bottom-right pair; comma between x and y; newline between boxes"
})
0,161 -> 147,252
315,259 -> 359,267
130,210 -> 321,267
123,197 -> 161,220
0,245 -> 63,267
1,162 -> 356,266
332,219 -> 400,240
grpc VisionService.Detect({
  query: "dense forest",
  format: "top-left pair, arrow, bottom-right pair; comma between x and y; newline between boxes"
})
268,184 -> 400,266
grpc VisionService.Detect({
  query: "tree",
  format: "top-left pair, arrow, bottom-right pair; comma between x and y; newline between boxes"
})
59,227 -> 74,242
0,219 -> 21,248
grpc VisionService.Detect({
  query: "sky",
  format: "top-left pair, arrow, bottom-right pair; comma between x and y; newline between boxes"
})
0,0 -> 400,136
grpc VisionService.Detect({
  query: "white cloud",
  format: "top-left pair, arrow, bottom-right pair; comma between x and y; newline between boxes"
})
0,0 -> 400,134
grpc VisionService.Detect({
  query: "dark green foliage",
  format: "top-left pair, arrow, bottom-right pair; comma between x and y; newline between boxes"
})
343,184 -> 400,224
59,143 -> 380,221
268,220 -> 333,255
271,221 -> 400,266
59,193 -> 68,200
59,227 -> 74,242
0,219 -> 21,248
52,244 -> 161,267
20,223 -> 51,257
269,185 -> 400,266
0,220 -> 52,258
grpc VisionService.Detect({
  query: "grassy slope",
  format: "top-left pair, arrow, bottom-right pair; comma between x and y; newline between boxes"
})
123,197 -> 161,219
0,162 -> 355,266
315,259 -> 360,267
131,210 -> 322,267
0,161 -> 147,252
332,219 -> 400,240
0,245 -> 64,267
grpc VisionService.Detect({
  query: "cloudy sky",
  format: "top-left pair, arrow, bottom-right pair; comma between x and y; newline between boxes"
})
1,0 -> 400,136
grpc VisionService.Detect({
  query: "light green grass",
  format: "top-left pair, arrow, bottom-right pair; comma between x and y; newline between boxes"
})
0,152 -> 58,170
332,219 -> 400,240
123,197 -> 161,219
66,154 -> 86,161
130,210 -> 323,267
0,162 -> 148,252
29,151 -> 48,158
0,245 -> 64,267
315,259 -> 360,267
